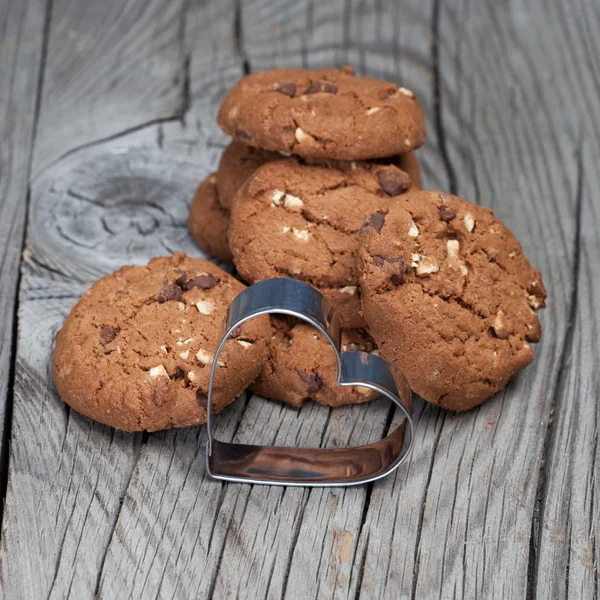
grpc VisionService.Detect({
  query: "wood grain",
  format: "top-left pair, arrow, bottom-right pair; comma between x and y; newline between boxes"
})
0,0 -> 47,497
31,0 -> 188,178
0,0 -> 598,597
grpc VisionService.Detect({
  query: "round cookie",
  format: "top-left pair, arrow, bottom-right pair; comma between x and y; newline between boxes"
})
217,140 -> 423,211
229,158 -> 416,328
358,191 -> 547,411
188,174 -> 233,261
216,141 -> 281,209
250,317 -> 380,407
217,66 -> 426,160
53,253 -> 270,431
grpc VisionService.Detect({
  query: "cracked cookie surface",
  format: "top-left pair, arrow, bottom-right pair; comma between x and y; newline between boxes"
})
217,66 -> 426,160
53,253 -> 270,431
229,158 -> 416,328
188,174 -> 233,261
358,190 -> 547,410
250,317 -> 380,407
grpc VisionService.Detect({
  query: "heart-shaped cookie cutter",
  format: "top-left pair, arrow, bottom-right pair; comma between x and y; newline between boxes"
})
206,278 -> 414,486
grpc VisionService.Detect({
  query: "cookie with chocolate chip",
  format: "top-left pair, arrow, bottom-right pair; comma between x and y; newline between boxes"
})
216,141 -> 281,210
188,173 -> 233,261
229,158 -> 415,328
217,66 -> 426,160
358,191 -> 547,411
53,253 -> 270,431
250,317 -> 380,407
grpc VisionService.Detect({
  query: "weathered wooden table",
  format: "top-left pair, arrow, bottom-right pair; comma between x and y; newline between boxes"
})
0,0 -> 598,597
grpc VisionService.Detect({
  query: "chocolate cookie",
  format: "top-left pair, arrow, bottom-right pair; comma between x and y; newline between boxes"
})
216,141 -> 281,210
229,158 -> 415,328
217,140 -> 424,211
188,174 -> 233,261
53,253 -> 270,431
217,66 -> 426,160
250,318 -> 380,407
358,191 -> 547,411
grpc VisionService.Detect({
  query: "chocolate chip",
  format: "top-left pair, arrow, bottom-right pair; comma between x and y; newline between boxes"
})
373,256 -> 405,284
175,271 -> 219,291
196,393 -> 208,408
274,82 -> 296,97
305,81 -> 337,95
174,366 -> 186,380
235,124 -> 253,141
157,282 -> 183,303
377,168 -> 411,197
299,371 -> 322,393
439,205 -> 457,222
100,327 -> 117,345
230,326 -> 242,338
365,213 -> 386,233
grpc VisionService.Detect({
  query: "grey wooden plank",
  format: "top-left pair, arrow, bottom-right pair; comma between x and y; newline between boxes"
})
0,0 -> 47,493
0,0 -> 196,595
534,137 -> 600,596
31,0 -> 188,178
350,0 -> 590,598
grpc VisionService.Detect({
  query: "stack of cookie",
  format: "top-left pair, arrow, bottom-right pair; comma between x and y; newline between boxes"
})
53,66 -> 546,433
190,66 -> 428,407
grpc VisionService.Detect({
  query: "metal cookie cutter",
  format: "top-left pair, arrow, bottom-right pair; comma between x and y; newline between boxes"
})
205,278 -> 414,487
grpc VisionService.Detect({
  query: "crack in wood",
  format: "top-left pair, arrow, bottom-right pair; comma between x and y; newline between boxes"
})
527,141 -> 585,599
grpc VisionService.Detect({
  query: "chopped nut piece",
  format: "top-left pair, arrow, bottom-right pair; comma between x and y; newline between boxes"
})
408,220 -> 419,237
411,253 -> 420,268
292,227 -> 310,241
178,350 -> 190,360
176,337 -> 194,346
187,370 -> 198,382
237,340 -> 252,348
228,106 -> 239,120
196,349 -> 223,367
492,310 -> 509,338
339,285 -> 358,296
508,251 -> 516,258
404,138 -> 411,147
366,107 -> 381,115
208,174 -> 217,184
283,194 -> 304,210
464,214 -> 475,232
447,240 -> 460,257
460,264 -> 469,275
416,256 -> 439,276
528,295 -> 542,310
282,226 -> 291,234
149,365 -> 169,379
356,386 -> 373,396
271,189 -> 284,206
398,87 -> 415,97
160,345 -> 168,354
295,127 -> 315,144
196,300 -> 215,315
